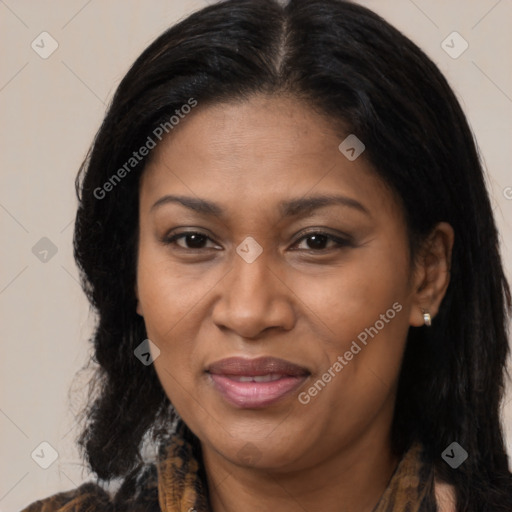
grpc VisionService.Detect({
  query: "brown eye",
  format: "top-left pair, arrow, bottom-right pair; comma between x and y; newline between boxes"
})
163,232 -> 219,250
293,232 -> 352,251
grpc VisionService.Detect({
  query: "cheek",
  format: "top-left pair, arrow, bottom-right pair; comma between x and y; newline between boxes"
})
136,244 -> 202,379
296,236 -> 411,407
294,236 -> 410,343
137,259 -> 204,416
136,235 -> 213,338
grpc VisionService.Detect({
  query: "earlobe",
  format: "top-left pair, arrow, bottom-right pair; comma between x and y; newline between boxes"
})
409,222 -> 454,327
409,306 -> 428,327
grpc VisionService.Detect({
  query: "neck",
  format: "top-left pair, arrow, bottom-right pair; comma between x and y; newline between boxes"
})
202,428 -> 400,512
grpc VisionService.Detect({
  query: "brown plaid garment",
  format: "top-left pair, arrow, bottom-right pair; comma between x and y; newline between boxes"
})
21,435 -> 448,512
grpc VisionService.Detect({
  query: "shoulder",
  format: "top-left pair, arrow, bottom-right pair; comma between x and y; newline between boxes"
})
20,482 -> 113,512
21,465 -> 161,512
434,478 -> 457,512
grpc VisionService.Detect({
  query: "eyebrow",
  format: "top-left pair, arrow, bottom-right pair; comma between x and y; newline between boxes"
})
150,194 -> 370,218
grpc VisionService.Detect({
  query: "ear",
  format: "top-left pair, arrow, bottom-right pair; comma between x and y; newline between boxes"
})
135,283 -> 144,317
408,222 -> 454,327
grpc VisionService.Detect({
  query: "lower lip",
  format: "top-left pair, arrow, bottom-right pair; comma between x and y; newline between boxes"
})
209,374 -> 308,408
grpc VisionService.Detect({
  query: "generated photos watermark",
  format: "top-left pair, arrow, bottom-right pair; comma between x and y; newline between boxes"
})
338,133 -> 365,161
134,339 -> 161,366
93,98 -> 198,200
441,441 -> 469,469
298,301 -> 403,405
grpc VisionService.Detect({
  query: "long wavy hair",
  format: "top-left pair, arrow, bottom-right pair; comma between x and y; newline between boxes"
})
73,0 -> 512,509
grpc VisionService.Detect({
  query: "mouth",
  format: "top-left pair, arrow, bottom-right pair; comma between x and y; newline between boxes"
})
206,356 -> 310,409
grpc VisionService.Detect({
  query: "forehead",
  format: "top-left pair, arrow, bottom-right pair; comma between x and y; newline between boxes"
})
140,94 -> 402,223
147,94 -> 337,170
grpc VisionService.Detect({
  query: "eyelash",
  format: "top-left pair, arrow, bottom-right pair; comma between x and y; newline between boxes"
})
162,230 -> 352,253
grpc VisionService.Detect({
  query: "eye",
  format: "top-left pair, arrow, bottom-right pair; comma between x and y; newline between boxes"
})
292,232 -> 352,251
163,231 -> 220,250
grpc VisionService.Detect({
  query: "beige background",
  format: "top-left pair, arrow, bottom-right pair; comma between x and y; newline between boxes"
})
1,0 -> 511,510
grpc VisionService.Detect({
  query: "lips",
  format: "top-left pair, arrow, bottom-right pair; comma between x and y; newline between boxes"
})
206,357 -> 310,408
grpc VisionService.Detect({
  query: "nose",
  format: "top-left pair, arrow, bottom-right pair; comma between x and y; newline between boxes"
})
211,249 -> 296,339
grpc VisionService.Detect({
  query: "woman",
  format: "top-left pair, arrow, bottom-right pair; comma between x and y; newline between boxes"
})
22,0 -> 512,510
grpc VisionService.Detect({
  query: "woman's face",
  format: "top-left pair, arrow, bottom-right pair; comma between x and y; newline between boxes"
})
136,94 -> 421,472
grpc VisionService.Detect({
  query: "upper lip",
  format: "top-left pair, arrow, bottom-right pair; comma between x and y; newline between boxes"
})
206,356 -> 310,377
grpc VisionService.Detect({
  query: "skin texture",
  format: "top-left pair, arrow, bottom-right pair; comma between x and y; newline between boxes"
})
135,94 -> 454,512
